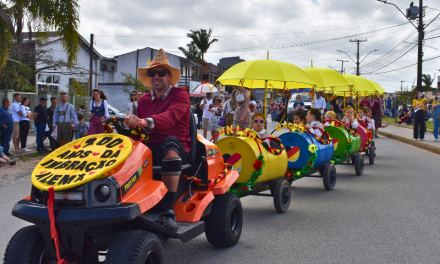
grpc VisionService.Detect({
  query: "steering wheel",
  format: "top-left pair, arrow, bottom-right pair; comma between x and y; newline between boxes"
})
103,117 -> 149,143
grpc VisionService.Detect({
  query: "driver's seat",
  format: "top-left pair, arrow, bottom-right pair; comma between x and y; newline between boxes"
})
152,109 -> 197,173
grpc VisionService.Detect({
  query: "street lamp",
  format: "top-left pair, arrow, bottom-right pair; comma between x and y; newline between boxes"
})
377,0 -> 440,92
337,49 -> 379,76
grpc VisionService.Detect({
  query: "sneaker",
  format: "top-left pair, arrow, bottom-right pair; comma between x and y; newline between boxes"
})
157,209 -> 179,231
434,139 -> 438,142
42,148 -> 50,152
414,138 -> 418,141
5,152 -> 13,157
37,148 -> 44,154
420,138 -> 425,141
21,148 -> 31,152
6,159 -> 16,164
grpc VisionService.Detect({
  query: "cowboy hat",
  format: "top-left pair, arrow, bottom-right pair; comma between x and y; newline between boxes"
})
137,48 -> 181,87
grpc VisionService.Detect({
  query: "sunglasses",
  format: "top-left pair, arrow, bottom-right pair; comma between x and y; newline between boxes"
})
214,99 -> 220,101
131,94 -> 136,96
253,120 -> 264,124
147,70 -> 168,77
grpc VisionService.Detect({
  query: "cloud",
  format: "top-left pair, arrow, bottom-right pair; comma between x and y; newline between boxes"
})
78,0 -> 440,92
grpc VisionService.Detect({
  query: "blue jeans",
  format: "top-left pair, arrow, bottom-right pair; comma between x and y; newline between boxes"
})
434,106 -> 440,139
197,116 -> 202,129
35,123 -> 46,149
271,112 -> 276,120
0,124 -> 13,154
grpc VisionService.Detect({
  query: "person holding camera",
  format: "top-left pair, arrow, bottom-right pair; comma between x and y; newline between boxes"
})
412,91 -> 429,141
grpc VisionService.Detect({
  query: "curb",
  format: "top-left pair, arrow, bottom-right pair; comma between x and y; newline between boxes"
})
378,130 -> 440,155
384,121 -> 433,134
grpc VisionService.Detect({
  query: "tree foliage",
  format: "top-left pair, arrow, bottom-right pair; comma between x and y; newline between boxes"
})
421,73 -> 436,90
120,72 -> 150,95
178,41 -> 200,61
0,58 -> 33,90
0,0 -> 81,68
184,28 -> 218,62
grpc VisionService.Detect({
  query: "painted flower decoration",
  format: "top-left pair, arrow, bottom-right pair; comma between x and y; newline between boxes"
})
347,138 -> 352,143
307,161 -> 312,166
298,126 -> 305,133
253,159 -> 263,171
297,171 -> 301,176
285,171 -> 293,179
331,160 -> 335,165
308,144 -> 317,153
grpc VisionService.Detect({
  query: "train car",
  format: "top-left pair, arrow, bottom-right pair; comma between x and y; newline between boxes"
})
278,130 -> 337,191
357,126 -> 376,165
324,125 -> 364,176
216,132 -> 292,213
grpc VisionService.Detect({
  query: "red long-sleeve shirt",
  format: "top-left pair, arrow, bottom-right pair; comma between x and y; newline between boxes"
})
137,87 -> 191,153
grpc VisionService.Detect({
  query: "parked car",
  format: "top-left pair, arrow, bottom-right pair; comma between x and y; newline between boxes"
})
287,93 -> 312,123
108,104 -> 126,118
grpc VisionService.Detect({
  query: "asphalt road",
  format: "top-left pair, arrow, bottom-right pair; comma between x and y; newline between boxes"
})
1,122 -> 440,263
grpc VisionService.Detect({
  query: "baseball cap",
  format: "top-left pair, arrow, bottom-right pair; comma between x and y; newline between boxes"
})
39,97 -> 48,101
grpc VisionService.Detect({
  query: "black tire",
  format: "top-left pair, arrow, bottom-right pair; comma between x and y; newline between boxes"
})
105,230 -> 163,264
273,180 -> 291,213
322,164 -> 337,190
3,225 -> 55,264
354,153 -> 364,176
204,192 -> 243,247
368,146 -> 375,165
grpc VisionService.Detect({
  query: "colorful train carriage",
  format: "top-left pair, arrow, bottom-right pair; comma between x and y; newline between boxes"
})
278,129 -> 337,191
216,131 -> 292,213
357,125 -> 376,165
324,124 -> 364,176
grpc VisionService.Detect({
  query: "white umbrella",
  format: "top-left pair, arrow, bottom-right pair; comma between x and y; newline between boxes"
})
190,82 -> 219,97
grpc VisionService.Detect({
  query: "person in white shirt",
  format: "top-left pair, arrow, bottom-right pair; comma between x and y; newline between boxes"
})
10,93 -> 24,152
313,92 -> 326,114
200,92 -> 213,139
341,107 -> 359,130
223,91 -> 236,135
305,109 -> 324,139
19,97 -> 32,152
252,113 -> 271,145
249,100 -> 257,116
127,90 -> 137,115
357,107 -> 374,130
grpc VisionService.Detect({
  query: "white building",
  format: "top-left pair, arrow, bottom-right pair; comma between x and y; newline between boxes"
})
23,32 -> 102,94
98,47 -> 202,113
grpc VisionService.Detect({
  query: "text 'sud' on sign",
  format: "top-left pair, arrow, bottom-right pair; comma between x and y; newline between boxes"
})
31,134 -> 132,191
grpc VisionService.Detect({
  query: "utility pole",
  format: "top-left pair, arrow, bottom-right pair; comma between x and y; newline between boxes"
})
135,49 -> 139,79
89,33 -> 94,96
400,81 -> 404,92
416,0 -> 424,92
377,0 -> 440,92
337,59 -> 349,74
350,39 -> 367,76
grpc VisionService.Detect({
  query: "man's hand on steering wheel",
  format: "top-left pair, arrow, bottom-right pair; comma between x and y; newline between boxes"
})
124,114 -> 143,128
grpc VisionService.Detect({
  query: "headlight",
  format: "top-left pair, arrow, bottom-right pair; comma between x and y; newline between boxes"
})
95,184 -> 111,203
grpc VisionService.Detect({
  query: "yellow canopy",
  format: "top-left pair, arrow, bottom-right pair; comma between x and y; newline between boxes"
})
368,80 -> 386,95
302,67 -> 353,90
217,59 -> 316,89
331,74 -> 381,95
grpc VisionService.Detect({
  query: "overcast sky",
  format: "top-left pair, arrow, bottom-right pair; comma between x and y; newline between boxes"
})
78,0 -> 440,93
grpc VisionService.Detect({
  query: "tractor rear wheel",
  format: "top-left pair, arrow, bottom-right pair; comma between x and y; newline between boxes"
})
205,192 -> 243,247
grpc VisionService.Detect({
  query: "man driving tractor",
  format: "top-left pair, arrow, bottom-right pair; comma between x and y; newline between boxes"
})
124,49 -> 191,231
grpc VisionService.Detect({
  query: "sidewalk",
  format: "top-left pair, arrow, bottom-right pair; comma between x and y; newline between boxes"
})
378,125 -> 440,155
7,131 -> 47,157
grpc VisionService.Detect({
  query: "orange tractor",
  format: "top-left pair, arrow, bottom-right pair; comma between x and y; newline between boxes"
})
4,116 -> 242,264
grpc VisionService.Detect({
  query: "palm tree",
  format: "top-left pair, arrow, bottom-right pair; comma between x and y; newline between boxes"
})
186,28 -> 218,62
421,73 -> 436,90
178,42 -> 200,61
0,0 -> 80,68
